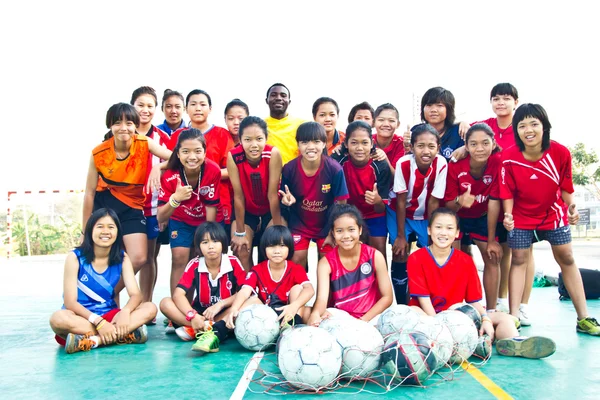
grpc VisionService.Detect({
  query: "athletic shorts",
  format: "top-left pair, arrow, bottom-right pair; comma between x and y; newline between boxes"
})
157,224 -> 171,245
243,211 -> 272,234
55,308 -> 120,346
146,215 -> 160,240
169,219 -> 196,249
459,217 -> 507,244
386,205 -> 429,248
508,226 -> 572,249
365,215 -> 387,237
292,234 -> 334,254
94,191 -> 146,235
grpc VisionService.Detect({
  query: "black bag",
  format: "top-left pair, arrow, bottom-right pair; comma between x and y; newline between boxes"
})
558,268 -> 600,300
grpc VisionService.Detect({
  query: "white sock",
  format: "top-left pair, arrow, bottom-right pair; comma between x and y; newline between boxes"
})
89,335 -> 100,348
520,303 -> 528,311
487,309 -> 496,313
497,298 -> 508,305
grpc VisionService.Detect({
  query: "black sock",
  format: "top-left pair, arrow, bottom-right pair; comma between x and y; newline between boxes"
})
391,261 -> 408,305
292,315 -> 303,326
212,320 -> 228,343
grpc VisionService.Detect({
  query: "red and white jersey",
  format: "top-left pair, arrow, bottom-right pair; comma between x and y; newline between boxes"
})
327,244 -> 381,319
444,153 -> 501,219
390,154 -> 447,220
230,144 -> 273,216
144,126 -> 173,217
499,141 -> 573,230
243,260 -> 310,305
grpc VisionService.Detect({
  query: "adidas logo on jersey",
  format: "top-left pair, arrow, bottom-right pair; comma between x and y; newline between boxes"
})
530,173 -> 539,180
81,274 -> 89,282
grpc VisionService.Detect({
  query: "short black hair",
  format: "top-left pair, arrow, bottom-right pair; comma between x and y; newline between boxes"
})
327,203 -> 367,235
193,222 -> 229,257
166,128 -> 206,170
239,116 -> 268,141
296,121 -> 327,143
421,87 -> 456,129
429,207 -> 460,227
161,89 -> 185,109
410,123 -> 440,146
105,102 -> 140,129
312,97 -> 339,118
465,123 -> 501,154
374,103 -> 400,120
345,120 -> 373,143
130,86 -> 157,106
186,89 -> 212,107
512,103 -> 552,152
259,225 -> 295,261
224,98 -> 249,116
77,208 -> 125,266
266,83 -> 291,99
348,101 -> 374,124
490,83 -> 518,100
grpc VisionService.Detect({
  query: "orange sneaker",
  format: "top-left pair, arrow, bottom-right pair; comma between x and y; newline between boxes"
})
176,325 -> 197,342
65,332 -> 95,354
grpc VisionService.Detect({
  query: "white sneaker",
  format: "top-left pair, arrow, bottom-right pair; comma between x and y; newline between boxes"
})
165,320 -> 176,334
519,307 -> 531,326
496,301 -> 509,314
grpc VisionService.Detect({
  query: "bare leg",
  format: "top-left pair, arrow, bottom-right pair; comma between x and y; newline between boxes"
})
551,243 -> 588,319
170,247 -> 191,296
521,247 -> 535,304
288,285 -> 310,322
369,236 -> 388,264
491,312 -> 519,340
292,249 -> 308,272
508,248 -> 529,318
475,240 -> 500,310
498,243 -> 511,299
231,224 -> 255,272
139,238 -> 158,303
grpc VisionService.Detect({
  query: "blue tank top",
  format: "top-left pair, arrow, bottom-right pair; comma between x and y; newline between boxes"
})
62,249 -> 122,315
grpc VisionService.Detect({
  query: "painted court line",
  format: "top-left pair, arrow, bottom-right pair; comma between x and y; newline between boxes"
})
230,351 -> 265,400
461,362 -> 513,400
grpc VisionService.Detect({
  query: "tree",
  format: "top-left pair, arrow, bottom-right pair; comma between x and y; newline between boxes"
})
569,143 -> 600,200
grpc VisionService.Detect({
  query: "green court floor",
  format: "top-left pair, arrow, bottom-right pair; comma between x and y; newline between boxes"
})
0,255 -> 598,400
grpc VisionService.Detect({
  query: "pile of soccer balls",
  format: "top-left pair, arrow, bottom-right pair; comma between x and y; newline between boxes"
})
234,303 -> 487,391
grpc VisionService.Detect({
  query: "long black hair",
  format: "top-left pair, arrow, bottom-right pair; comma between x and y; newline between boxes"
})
77,208 -> 125,265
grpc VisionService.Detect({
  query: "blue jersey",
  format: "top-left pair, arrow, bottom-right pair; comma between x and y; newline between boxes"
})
157,119 -> 186,136
439,124 -> 464,161
62,249 -> 122,314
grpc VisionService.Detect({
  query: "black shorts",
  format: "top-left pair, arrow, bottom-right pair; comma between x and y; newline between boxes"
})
157,225 -> 170,245
459,216 -> 507,244
244,212 -> 272,235
94,191 -> 146,235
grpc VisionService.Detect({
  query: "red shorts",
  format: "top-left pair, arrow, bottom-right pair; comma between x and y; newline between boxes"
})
292,234 -> 334,253
55,308 -> 120,346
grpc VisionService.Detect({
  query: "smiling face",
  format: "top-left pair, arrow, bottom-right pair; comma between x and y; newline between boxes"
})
178,138 -> 206,172
199,233 -> 223,262
225,105 -> 248,137
314,102 -> 338,136
423,102 -> 447,127
298,139 -> 325,163
163,95 -> 184,126
241,124 -> 267,163
265,241 -> 289,265
516,117 -> 544,149
491,94 -> 517,118
332,214 -> 362,251
92,215 -> 118,248
266,85 -> 290,117
186,94 -> 211,126
412,132 -> 439,169
374,109 -> 399,139
347,128 -> 373,165
466,130 -> 494,164
428,213 -> 459,250
133,94 -> 156,126
111,117 -> 136,143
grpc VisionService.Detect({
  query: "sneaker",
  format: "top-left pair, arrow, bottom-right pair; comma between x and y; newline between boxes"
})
147,318 -> 157,326
474,334 -> 493,360
176,326 -> 197,342
519,306 -> 531,326
191,329 -> 220,353
65,332 -> 95,354
496,301 -> 509,314
577,317 -> 600,336
496,336 -> 556,359
165,320 -> 176,334
117,325 -> 148,345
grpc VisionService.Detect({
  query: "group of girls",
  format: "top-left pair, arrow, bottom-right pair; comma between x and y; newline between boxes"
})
50,82 -> 598,355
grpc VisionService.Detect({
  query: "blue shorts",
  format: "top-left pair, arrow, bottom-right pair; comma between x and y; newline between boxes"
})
169,219 -> 196,248
365,215 -> 387,237
508,226 -> 572,249
146,215 -> 160,240
386,205 -> 429,248
459,217 -> 508,244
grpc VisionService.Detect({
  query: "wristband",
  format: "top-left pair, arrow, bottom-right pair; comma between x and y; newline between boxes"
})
482,316 -> 492,324
169,195 -> 181,208
88,313 -> 100,324
233,230 -> 247,237
96,319 -> 106,330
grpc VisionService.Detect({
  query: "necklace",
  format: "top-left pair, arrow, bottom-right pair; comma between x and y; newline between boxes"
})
115,149 -> 130,160
182,167 -> 202,199
497,123 -> 512,139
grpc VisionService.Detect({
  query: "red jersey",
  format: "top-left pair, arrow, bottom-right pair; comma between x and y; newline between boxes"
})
499,141 -> 573,230
281,156 -> 349,238
243,260 -> 310,306
408,247 -> 482,313
327,244 -> 381,319
178,255 -> 246,309
334,156 -> 392,219
158,159 -> 221,226
444,153 -> 501,219
474,118 -> 515,152
171,125 -> 234,223
144,126 -> 173,217
390,154 -> 448,219
230,144 -> 273,216
374,134 -> 405,168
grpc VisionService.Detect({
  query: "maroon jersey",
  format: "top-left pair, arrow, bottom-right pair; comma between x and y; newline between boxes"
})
230,144 -> 273,216
178,255 -> 246,309
444,153 -> 501,219
243,260 -> 310,306
499,141 -> 573,230
327,244 -> 381,319
158,159 -> 221,225
474,118 -> 515,152
281,156 -> 349,238
408,247 -> 482,313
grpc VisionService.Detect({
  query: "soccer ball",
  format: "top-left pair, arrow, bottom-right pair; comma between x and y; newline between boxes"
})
278,326 -> 343,391
376,305 -> 420,338
381,331 -> 437,386
319,318 -> 384,379
449,303 -> 482,330
434,310 -> 478,364
412,315 -> 454,370
234,304 -> 280,351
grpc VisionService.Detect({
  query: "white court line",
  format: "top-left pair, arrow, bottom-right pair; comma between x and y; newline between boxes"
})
230,351 -> 264,400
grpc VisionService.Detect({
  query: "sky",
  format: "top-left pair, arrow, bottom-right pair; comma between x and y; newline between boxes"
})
1,0 -> 599,207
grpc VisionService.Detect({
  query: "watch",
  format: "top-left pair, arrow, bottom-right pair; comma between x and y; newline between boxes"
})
185,310 -> 198,321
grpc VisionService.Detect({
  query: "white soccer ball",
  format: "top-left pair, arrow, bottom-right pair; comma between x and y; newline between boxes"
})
234,304 -> 280,351
278,326 -> 343,390
412,315 -> 454,370
434,310 -> 478,364
319,318 -> 384,379
376,305 -> 420,338
381,331 -> 437,386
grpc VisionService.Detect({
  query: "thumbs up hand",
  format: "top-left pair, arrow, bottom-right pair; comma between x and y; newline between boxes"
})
278,185 -> 296,206
174,175 -> 193,202
568,204 -> 579,226
365,183 -> 382,205
458,185 -> 476,209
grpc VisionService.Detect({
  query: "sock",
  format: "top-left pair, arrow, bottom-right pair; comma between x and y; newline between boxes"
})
89,335 -> 100,348
212,320 -> 228,343
391,261 -> 408,305
497,298 -> 508,305
487,309 -> 496,313
520,303 -> 528,311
